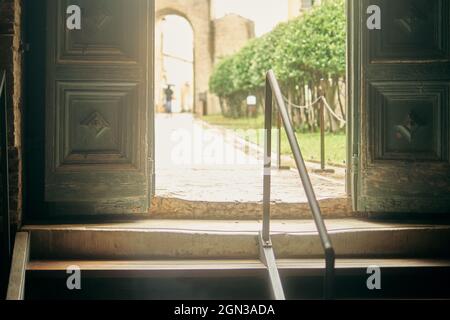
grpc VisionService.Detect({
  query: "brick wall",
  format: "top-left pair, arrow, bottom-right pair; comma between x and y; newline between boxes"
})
0,0 -> 23,228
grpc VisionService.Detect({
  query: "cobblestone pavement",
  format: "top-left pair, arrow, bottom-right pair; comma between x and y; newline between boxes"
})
155,114 -> 347,208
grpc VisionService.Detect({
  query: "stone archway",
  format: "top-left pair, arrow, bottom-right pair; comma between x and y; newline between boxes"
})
155,0 -> 213,115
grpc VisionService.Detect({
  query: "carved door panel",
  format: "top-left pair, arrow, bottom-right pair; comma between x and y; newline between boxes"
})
351,0 -> 450,213
45,0 -> 153,215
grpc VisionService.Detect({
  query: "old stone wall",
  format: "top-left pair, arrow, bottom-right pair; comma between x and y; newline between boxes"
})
213,14 -> 255,62
209,14 -> 255,115
0,0 -> 23,228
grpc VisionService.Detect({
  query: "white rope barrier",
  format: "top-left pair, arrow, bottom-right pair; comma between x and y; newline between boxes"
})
321,97 -> 347,124
281,94 -> 347,124
282,94 -> 322,110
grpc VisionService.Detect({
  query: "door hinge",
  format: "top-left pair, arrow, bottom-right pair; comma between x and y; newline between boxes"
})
148,158 -> 155,172
148,158 -> 155,197
351,154 -> 359,174
351,153 -> 359,211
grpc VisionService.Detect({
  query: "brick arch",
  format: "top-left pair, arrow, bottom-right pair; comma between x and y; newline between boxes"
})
155,0 -> 213,115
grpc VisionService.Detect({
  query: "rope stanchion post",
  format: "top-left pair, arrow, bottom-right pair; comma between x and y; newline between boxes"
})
281,90 -> 347,174
320,96 -> 326,171
277,113 -> 282,170
312,89 -> 335,174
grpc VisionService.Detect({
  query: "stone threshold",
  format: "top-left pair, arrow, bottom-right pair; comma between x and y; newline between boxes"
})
150,196 -> 353,219
23,219 -> 450,260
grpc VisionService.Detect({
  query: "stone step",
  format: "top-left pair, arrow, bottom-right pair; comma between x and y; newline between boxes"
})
27,258 -> 450,277
23,219 -> 450,260
25,258 -> 450,300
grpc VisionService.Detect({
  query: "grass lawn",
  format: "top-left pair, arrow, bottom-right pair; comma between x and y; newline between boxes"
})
202,114 -> 347,166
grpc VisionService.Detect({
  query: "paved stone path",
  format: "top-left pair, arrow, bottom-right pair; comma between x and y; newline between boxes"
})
154,113 -> 347,217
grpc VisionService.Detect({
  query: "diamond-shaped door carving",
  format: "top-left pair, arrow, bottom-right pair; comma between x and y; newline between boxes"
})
54,81 -> 140,169
81,111 -> 111,139
80,1 -> 114,44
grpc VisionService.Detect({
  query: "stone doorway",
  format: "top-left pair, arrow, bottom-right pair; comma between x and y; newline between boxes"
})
152,1 -> 349,219
155,15 -> 194,114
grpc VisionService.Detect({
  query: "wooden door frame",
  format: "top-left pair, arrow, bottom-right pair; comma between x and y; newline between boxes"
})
22,0 -> 155,224
149,0 -> 156,201
347,0 -> 361,212
23,0 -> 47,223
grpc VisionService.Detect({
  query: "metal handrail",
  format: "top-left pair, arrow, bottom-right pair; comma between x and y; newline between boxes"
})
1,70 -> 11,298
263,70 -> 335,299
0,71 -> 5,93
1,70 -> 10,251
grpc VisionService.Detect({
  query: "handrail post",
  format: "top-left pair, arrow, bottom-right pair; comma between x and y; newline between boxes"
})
313,86 -> 334,174
276,114 -> 282,170
263,76 -> 273,244
261,76 -> 285,300
324,247 -> 336,300
319,97 -> 326,171
1,71 -> 11,298
6,232 -> 30,300
266,70 -> 335,300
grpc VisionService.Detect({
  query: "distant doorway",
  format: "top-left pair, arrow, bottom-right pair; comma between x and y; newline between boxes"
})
155,15 -> 194,114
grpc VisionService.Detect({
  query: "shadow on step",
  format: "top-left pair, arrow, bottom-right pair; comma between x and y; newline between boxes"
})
26,268 -> 450,300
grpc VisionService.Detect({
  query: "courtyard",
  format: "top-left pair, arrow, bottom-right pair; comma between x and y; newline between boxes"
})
153,113 -> 348,219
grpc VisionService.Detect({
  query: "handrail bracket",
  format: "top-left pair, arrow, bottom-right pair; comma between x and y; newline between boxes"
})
258,233 -> 285,300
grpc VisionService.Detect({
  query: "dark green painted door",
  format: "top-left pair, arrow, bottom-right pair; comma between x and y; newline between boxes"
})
45,0 -> 154,215
351,0 -> 450,213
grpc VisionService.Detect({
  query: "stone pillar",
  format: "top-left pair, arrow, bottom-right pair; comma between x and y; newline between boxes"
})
0,0 -> 23,228
154,19 -> 166,113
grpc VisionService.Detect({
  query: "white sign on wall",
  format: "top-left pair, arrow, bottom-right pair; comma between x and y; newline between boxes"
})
247,95 -> 257,106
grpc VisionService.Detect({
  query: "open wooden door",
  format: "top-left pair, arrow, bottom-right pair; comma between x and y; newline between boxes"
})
45,0 -> 154,215
350,0 -> 450,213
